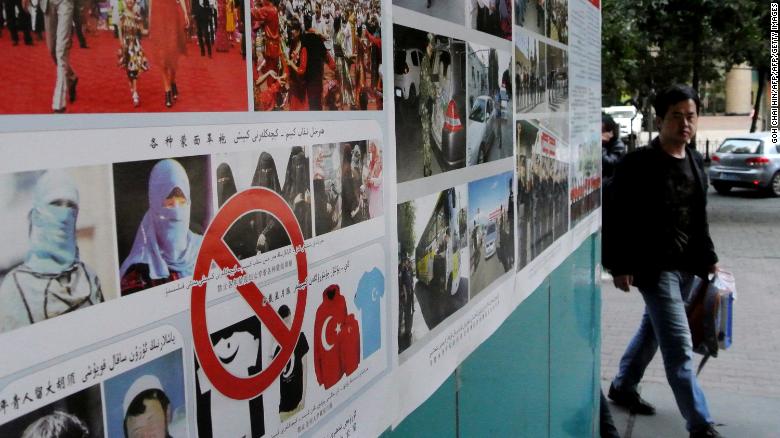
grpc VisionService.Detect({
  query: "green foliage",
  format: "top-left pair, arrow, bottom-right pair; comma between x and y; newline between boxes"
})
602,0 -> 767,112
397,202 -> 416,258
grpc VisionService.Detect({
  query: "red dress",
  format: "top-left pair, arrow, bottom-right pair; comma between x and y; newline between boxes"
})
252,4 -> 280,73
215,0 -> 229,51
287,44 -> 308,111
256,75 -> 281,111
152,0 -> 187,70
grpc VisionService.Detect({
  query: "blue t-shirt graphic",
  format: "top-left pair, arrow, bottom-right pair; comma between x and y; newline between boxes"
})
354,268 -> 385,358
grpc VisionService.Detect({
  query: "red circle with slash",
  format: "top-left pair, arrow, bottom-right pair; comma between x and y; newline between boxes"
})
191,187 -> 307,400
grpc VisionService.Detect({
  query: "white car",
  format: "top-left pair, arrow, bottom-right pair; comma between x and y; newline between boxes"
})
483,221 -> 497,259
466,95 -> 499,166
393,48 -> 424,101
603,105 -> 643,140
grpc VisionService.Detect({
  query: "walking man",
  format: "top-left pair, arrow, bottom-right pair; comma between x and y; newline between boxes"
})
605,85 -> 722,438
418,33 -> 436,177
24,0 -> 78,112
193,0 -> 213,57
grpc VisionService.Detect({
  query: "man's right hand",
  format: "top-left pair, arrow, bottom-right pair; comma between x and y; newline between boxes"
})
22,0 -> 30,10
613,275 -> 633,292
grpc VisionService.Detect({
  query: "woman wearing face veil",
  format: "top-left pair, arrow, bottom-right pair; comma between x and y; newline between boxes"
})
120,159 -> 203,295
216,163 -> 256,260
0,170 -> 104,333
340,144 -> 360,228
252,152 -> 290,253
282,147 -> 312,239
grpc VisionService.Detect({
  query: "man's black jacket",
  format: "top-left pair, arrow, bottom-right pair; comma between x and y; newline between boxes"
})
603,137 -> 718,281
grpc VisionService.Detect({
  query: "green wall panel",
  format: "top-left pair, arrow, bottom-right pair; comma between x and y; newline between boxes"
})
387,235 -> 601,437
389,374 -> 458,437
458,279 -> 551,437
549,236 -> 600,437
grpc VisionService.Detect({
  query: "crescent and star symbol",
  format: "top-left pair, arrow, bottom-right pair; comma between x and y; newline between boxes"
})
321,316 -> 335,351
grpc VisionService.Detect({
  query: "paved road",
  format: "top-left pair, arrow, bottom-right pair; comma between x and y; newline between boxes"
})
601,186 -> 780,399
487,113 -> 515,162
395,101 -> 445,183
470,250 -> 506,298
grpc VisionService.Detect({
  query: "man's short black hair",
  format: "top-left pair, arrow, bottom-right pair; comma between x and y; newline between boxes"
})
123,389 -> 170,438
602,113 -> 619,139
653,84 -> 701,119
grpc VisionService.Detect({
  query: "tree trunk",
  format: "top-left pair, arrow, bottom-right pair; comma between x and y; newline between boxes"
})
750,68 -> 767,133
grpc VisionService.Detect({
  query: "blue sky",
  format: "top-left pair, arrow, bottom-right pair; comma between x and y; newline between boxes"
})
468,171 -> 513,227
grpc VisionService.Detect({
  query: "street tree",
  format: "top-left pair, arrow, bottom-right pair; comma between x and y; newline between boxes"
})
602,0 -> 767,130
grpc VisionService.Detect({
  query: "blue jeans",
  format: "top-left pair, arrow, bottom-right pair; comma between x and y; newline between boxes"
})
612,270 -> 713,431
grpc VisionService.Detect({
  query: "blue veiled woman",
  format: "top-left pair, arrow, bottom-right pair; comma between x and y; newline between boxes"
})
0,170 -> 103,333
120,159 -> 203,295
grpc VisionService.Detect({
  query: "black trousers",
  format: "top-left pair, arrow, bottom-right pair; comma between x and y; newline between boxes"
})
195,11 -> 212,55
3,0 -> 33,43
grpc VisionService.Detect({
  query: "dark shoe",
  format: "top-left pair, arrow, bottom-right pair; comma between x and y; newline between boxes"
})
68,77 -> 78,103
690,424 -> 723,438
165,91 -> 173,108
171,82 -> 178,100
12,39 -> 19,46
53,107 -> 66,113
608,383 -> 656,415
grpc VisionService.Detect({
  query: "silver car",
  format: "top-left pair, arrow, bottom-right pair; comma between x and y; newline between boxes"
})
709,132 -> 780,196
466,95 -> 499,165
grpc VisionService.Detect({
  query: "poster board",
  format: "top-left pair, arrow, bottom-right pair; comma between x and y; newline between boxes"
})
0,0 -> 601,435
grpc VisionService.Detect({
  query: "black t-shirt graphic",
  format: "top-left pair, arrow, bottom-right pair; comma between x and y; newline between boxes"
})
274,332 -> 310,413
661,152 -> 699,267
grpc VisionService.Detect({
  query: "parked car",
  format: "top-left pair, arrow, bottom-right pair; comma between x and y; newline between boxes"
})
603,105 -> 643,141
709,132 -> 780,196
429,38 -> 467,169
483,220 -> 497,259
394,48 -> 424,102
466,95 -> 499,165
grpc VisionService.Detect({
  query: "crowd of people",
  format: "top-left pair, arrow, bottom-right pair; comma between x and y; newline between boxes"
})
1,0 -> 244,111
514,65 -> 546,111
547,67 -> 567,105
251,0 -> 382,111
516,154 -> 568,267
513,65 -> 567,111
514,0 -> 545,32
546,0 -> 567,42
313,141 -> 382,235
470,0 -> 511,40
215,148 -> 312,261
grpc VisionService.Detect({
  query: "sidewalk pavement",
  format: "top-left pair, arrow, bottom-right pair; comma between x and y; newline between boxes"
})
601,380 -> 780,438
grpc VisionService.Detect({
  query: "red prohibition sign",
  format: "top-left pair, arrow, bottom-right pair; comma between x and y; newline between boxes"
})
191,187 -> 307,400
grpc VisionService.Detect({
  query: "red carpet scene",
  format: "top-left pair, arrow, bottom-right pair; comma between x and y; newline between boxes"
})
0,0 -> 247,113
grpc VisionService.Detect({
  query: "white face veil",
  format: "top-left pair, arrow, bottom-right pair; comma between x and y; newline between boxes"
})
25,170 -> 80,275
